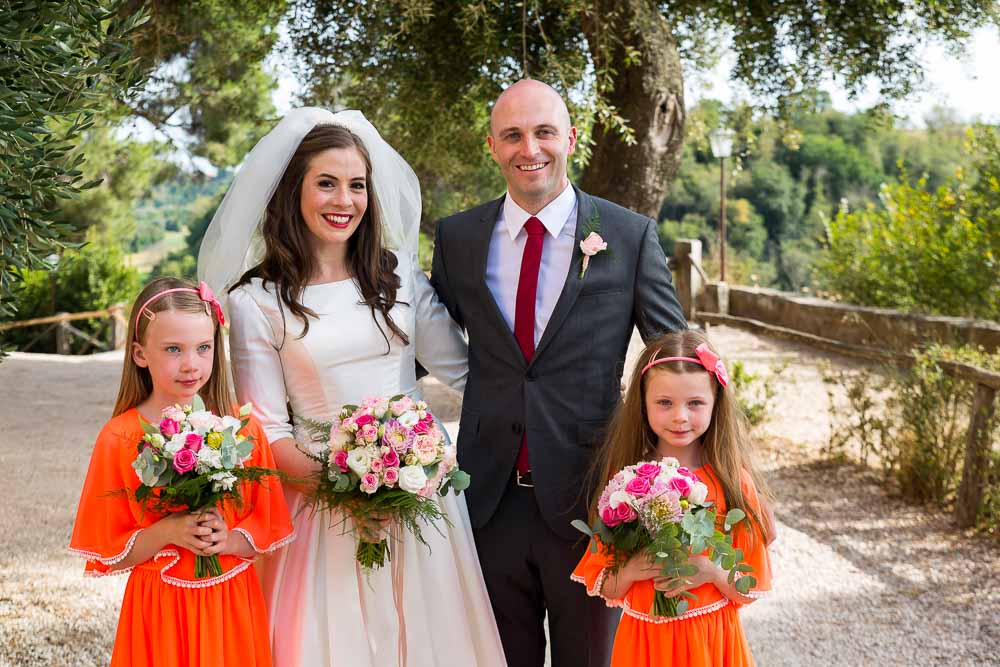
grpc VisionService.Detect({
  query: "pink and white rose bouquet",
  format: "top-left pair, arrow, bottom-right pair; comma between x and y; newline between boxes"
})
296,395 -> 470,569
130,397 -> 277,578
573,457 -> 756,617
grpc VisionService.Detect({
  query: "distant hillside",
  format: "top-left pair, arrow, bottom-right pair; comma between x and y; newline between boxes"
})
133,169 -> 234,232
127,169 -> 233,258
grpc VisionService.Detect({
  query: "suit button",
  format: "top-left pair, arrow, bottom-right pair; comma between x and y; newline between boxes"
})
512,423 -> 523,434
526,370 -> 536,381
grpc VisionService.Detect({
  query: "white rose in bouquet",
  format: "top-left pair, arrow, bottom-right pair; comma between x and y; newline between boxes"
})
688,481 -> 709,506
398,465 -> 429,494
347,449 -> 371,477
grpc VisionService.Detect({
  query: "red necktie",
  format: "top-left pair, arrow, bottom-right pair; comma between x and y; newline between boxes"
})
513,216 -> 545,475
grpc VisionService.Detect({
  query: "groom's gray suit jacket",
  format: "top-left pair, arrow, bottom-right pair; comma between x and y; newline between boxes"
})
431,186 -> 687,540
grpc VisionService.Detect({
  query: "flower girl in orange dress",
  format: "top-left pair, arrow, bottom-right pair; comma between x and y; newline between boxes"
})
69,277 -> 294,666
573,329 -> 774,666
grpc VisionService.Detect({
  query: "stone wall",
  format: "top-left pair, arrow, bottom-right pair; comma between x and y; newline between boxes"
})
696,282 -> 1000,353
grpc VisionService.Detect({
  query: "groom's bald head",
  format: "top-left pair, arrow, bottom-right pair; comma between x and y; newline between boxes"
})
489,79 -> 571,136
487,79 -> 577,213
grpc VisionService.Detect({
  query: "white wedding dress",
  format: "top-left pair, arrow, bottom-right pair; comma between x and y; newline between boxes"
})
228,251 -> 507,667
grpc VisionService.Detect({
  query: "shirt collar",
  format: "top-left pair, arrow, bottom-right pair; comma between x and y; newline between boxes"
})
502,183 -> 577,241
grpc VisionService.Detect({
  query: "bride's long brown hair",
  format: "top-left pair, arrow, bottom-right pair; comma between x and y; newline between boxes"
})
589,330 -> 774,546
231,124 -> 408,348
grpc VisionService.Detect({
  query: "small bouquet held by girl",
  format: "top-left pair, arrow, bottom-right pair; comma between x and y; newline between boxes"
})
131,397 -> 278,578
573,456 -> 756,617
295,395 -> 471,569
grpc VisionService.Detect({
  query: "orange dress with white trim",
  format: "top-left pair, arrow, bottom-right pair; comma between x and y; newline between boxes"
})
571,465 -> 772,667
69,408 -> 295,667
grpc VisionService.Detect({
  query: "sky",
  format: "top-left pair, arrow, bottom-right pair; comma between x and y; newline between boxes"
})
683,25 -> 1000,126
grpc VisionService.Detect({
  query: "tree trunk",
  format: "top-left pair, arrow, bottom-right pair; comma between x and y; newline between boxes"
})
579,0 -> 685,219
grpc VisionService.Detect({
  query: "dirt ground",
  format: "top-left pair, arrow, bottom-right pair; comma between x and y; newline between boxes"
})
1,325 -> 997,666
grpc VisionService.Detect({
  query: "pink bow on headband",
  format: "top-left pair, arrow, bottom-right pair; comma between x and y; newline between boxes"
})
197,281 -> 226,327
640,342 -> 730,387
138,281 -> 226,326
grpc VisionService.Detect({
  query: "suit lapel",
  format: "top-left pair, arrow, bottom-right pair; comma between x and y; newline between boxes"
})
473,197 -> 527,367
531,186 -> 591,364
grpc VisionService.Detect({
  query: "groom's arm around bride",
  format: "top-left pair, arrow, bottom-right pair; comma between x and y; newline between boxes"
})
430,79 -> 686,667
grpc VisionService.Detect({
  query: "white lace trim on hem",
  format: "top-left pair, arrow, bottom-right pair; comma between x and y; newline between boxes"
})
155,551 -> 256,589
68,528 -> 143,566
619,597 -> 732,624
71,546 -> 258,589
571,570 -> 748,624
570,567 -> 611,599
232,527 -> 296,554
743,588 -> 770,600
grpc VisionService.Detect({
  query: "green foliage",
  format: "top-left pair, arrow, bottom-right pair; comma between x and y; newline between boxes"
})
6,234 -> 140,353
0,0 -> 148,324
821,364 -> 891,465
130,219 -> 166,253
127,1 -> 284,167
816,127 -> 1000,320
277,0 -> 996,224
150,189 -> 227,280
729,360 -> 782,427
824,345 -> 1000,529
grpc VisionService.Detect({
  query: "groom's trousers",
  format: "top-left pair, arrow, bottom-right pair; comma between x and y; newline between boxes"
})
473,473 -> 619,667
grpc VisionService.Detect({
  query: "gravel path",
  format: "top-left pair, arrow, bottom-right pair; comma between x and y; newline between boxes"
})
1,325 -> 997,666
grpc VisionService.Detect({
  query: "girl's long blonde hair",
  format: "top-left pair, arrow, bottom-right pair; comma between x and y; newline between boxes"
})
112,277 -> 234,417
590,329 -> 774,545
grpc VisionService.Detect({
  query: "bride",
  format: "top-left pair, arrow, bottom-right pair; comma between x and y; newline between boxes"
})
198,108 -> 507,667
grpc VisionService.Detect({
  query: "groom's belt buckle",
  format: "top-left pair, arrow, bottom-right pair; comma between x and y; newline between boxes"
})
515,470 -> 534,488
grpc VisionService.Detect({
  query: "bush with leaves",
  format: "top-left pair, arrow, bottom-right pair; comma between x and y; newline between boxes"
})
816,126 -> 1000,320
823,345 -> 1000,529
6,235 -> 140,354
729,360 -> 782,427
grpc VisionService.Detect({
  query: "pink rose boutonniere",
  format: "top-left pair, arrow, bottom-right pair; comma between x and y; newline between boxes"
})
579,232 -> 608,279
577,206 -> 610,279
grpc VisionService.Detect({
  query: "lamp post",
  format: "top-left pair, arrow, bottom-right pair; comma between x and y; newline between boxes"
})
709,128 -> 735,282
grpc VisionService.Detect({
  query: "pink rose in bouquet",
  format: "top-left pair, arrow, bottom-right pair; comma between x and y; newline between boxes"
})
184,433 -> 203,453
635,462 -> 661,479
160,418 -> 181,438
667,475 -> 692,495
625,476 -> 652,497
172,448 -> 197,474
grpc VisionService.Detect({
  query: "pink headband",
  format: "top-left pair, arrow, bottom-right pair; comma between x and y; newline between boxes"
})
138,281 -> 226,327
640,342 -> 729,387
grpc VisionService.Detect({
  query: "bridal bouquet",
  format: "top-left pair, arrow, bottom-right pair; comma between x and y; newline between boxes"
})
296,395 -> 471,569
131,398 -> 276,578
573,457 -> 756,617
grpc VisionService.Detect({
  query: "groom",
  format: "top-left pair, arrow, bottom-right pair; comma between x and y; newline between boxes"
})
431,79 -> 686,667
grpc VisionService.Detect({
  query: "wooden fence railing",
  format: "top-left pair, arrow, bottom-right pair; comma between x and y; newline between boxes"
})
0,305 -> 128,354
672,239 -> 999,528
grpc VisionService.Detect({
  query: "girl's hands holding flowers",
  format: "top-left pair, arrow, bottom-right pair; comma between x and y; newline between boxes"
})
196,508 -> 255,558
162,511 -> 217,556
603,552 -> 664,599
654,554 -> 721,597
196,508 -> 230,556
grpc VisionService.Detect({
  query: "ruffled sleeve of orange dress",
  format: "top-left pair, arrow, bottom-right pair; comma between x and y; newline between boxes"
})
227,414 -> 295,554
68,412 -> 147,576
571,536 -> 622,604
731,470 -> 773,605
